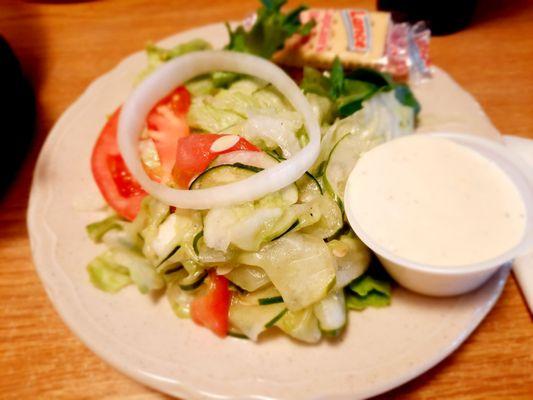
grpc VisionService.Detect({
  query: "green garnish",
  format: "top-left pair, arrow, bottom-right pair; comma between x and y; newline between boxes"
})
225,0 -> 314,59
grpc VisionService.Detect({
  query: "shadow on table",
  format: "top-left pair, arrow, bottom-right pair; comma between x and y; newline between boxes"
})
471,0 -> 530,26
0,1 -> 44,205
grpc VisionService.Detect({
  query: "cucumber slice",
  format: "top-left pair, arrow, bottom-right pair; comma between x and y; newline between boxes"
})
296,172 -> 323,203
263,202 -> 321,243
313,289 -> 346,332
157,244 -> 181,267
228,331 -> 249,340
178,269 -> 208,291
111,248 -> 164,294
225,265 -> 270,292
301,196 -> 343,239
166,279 -> 195,318
328,232 -> 371,289
238,285 -> 280,304
323,133 -> 382,205
192,231 -> 203,256
265,308 -> 288,328
229,286 -> 286,340
189,163 -> 261,190
258,296 -> 284,305
210,150 -> 278,169
276,308 -> 321,343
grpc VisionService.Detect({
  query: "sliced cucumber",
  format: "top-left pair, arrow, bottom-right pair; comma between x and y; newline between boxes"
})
178,269 -> 208,291
265,308 -> 288,328
210,150 -> 278,169
276,308 -> 321,343
269,220 -> 299,241
157,244 -> 181,267
328,232 -> 371,289
86,215 -> 122,243
166,279 -> 195,318
301,196 -> 343,239
296,172 -> 323,203
229,207 -> 284,251
225,265 -> 270,292
228,331 -> 249,340
189,163 -> 261,190
229,286 -> 286,340
192,231 -> 203,256
262,202 -> 320,243
323,133 -> 382,205
313,289 -> 346,332
258,296 -> 284,305
238,285 -> 281,305
111,248 -> 164,294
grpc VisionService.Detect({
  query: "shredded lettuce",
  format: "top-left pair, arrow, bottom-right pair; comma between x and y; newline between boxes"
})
86,215 -> 122,243
87,252 -> 131,293
136,39 -> 212,82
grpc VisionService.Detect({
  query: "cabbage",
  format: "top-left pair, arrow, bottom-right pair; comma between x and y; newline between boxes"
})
86,215 -> 123,243
238,233 -> 336,311
87,252 -> 131,293
187,99 -> 244,133
306,93 -> 334,126
166,278 -> 195,318
276,307 -> 321,343
313,289 -> 346,332
111,248 -> 164,294
229,286 -> 284,340
136,39 -> 212,82
301,195 -> 343,239
328,232 -> 371,288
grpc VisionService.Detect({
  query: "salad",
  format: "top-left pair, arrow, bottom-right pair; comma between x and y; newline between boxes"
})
86,0 -> 419,343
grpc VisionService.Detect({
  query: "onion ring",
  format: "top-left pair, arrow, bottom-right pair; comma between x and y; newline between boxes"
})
118,50 -> 320,209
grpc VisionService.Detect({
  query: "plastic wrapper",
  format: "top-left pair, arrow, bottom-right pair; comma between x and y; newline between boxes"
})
270,8 -> 432,82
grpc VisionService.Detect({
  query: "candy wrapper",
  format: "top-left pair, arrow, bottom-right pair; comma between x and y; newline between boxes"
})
272,8 -> 432,82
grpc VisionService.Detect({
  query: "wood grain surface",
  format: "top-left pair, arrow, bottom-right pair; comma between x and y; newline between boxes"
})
1,0 -> 532,398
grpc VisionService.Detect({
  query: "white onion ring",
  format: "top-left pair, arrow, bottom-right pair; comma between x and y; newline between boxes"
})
118,50 -> 320,209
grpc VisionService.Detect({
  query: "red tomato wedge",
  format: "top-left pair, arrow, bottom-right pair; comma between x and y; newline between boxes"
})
145,86 -> 191,183
173,133 -> 260,188
91,108 -> 147,221
190,272 -> 231,337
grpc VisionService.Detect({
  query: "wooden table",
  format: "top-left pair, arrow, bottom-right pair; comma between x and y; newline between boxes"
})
1,0 -> 532,398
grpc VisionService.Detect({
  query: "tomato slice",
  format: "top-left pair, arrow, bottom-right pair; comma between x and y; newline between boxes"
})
145,86 -> 190,183
190,272 -> 231,337
91,108 -> 147,221
173,134 -> 259,188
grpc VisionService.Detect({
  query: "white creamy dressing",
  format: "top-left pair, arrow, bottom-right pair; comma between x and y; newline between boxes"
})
346,135 -> 527,267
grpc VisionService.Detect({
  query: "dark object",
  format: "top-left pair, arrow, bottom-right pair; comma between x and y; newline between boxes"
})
378,0 -> 478,35
0,36 -> 36,197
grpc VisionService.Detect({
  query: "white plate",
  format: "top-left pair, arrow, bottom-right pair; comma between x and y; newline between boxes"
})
28,23 -> 513,400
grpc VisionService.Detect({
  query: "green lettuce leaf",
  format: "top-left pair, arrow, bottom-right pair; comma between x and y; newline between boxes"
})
137,38 -> 212,82
87,252 -> 131,293
86,215 -> 122,243
225,0 -> 314,59
300,57 -> 421,118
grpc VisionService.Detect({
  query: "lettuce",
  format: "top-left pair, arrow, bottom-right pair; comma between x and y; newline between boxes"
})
136,39 -> 212,82
225,0 -> 314,59
86,215 -> 122,243
87,252 -> 131,293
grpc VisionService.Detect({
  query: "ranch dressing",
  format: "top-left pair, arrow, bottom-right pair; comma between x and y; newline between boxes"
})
345,135 -> 527,267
